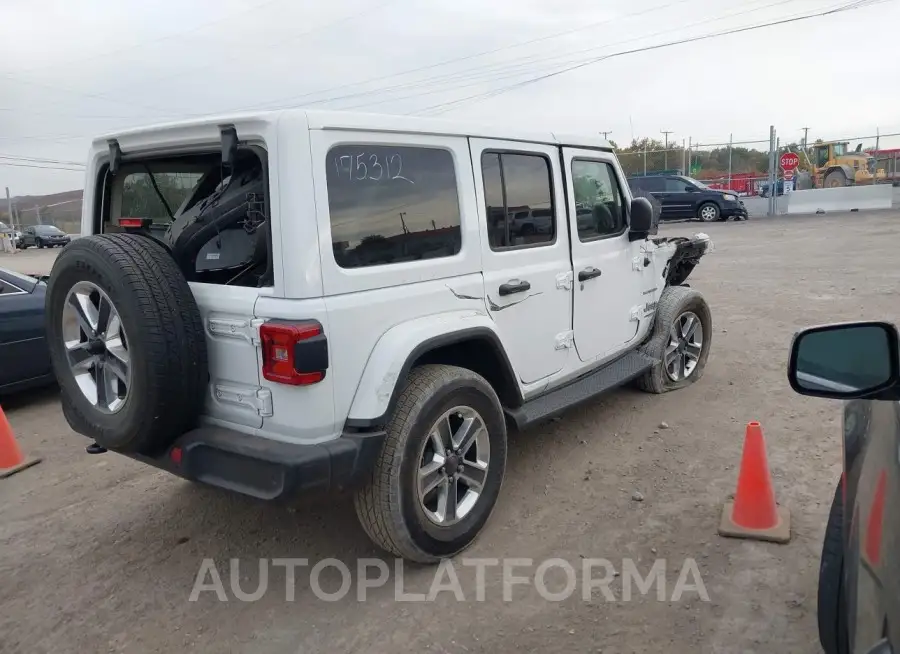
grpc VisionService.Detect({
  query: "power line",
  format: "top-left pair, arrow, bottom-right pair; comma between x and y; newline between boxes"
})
314,0 -> 800,115
233,0 -> 699,112
420,0 -> 888,115
0,153 -> 84,166
297,0 -> 808,113
0,161 -> 84,172
3,0 -> 290,77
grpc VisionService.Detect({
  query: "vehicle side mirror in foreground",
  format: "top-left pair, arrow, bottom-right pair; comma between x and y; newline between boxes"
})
629,197 -> 653,238
788,322 -> 900,400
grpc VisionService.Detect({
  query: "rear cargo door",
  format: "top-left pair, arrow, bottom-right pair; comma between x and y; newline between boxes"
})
189,284 -> 265,429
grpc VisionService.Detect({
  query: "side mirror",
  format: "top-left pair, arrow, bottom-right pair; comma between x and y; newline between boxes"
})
683,185 -> 696,192
629,197 -> 653,237
788,322 -> 900,400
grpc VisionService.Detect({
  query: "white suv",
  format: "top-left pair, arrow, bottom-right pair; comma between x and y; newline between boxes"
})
45,110 -> 712,562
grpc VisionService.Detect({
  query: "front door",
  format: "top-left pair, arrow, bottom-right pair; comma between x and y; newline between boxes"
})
563,148 -> 643,363
663,177 -> 695,218
469,139 -> 573,385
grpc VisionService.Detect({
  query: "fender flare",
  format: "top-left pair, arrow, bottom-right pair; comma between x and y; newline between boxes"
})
344,311 -> 519,430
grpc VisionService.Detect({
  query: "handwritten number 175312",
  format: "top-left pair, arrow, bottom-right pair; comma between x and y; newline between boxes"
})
333,153 -> 414,184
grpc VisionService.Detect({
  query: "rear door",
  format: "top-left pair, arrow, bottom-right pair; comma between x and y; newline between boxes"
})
469,139 -> 572,384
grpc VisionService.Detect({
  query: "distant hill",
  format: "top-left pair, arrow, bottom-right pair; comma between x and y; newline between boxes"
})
1,189 -> 83,233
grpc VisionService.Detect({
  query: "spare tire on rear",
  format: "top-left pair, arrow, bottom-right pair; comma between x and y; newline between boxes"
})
45,233 -> 208,454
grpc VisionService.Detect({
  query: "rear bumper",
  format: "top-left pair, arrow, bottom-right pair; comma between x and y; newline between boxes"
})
126,427 -> 385,502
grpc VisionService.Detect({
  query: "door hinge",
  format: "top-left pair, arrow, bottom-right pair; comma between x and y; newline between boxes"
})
555,330 -> 575,350
208,316 -> 265,345
214,383 -> 274,417
556,271 -> 574,290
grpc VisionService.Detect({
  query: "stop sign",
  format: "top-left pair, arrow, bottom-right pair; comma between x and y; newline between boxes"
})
780,152 -> 800,172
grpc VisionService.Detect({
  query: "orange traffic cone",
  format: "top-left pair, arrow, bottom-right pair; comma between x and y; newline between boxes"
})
718,421 -> 791,543
0,405 -> 41,479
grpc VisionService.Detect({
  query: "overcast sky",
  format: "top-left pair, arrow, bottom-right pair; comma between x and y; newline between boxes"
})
1,0 -> 898,196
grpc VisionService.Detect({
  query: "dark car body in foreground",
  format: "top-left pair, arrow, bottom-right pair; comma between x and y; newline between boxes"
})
788,322 -> 898,654
628,174 -> 748,222
0,267 -> 53,394
20,224 -> 71,248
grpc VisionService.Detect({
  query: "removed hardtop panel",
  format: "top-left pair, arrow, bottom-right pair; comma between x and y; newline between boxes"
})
101,147 -> 272,288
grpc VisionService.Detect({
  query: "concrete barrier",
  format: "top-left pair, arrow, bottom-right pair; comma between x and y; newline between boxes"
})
787,185 -> 894,215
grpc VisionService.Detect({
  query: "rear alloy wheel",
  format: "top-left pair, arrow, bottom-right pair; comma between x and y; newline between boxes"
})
355,364 -> 507,563
697,202 -> 720,222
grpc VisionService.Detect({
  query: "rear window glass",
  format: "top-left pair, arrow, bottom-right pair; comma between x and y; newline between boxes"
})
121,172 -> 204,224
326,144 -> 461,269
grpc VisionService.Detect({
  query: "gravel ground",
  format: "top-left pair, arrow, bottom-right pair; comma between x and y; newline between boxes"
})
3,210 -> 899,654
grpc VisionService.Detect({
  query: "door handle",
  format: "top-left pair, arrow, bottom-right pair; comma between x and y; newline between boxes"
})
499,279 -> 531,296
578,267 -> 602,282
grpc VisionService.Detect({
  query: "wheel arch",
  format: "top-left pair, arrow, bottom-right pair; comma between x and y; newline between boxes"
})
345,314 -> 521,431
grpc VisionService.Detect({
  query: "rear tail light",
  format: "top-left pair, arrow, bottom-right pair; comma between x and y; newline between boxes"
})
260,320 -> 328,386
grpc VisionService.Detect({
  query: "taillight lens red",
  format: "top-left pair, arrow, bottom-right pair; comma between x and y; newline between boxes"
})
119,217 -> 147,228
260,321 -> 325,386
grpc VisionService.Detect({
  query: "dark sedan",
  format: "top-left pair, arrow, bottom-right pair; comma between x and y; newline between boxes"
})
21,224 -> 71,248
788,322 -> 898,654
0,267 -> 54,394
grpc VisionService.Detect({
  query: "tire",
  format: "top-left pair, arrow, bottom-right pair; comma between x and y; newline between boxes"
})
45,233 -> 208,454
824,170 -> 848,188
354,364 -> 508,563
697,202 -> 720,222
819,480 -> 849,654
636,286 -> 712,394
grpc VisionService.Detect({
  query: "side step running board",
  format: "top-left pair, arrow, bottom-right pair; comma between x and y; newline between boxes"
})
505,350 -> 657,430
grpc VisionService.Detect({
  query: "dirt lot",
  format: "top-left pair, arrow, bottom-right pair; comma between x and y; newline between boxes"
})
3,211 -> 899,654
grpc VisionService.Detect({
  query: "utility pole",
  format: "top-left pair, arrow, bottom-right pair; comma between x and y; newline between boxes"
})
36,205 -> 42,225
599,131 -> 612,140
5,187 -> 12,230
399,211 -> 408,234
727,134 -> 733,190
661,130 -> 673,170
681,139 -> 686,175
768,126 -> 777,217
687,136 -> 692,176
801,127 -> 809,151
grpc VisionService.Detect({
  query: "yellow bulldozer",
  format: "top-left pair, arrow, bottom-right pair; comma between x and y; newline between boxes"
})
794,140 -> 886,188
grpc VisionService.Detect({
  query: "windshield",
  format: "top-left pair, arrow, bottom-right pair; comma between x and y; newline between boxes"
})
682,176 -> 709,189
36,225 -> 64,235
832,143 -> 847,157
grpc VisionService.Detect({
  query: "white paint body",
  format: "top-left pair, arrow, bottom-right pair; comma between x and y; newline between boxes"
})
82,109 -> 686,448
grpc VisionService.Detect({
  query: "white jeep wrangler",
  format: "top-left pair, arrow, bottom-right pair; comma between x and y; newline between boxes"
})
46,110 -> 711,562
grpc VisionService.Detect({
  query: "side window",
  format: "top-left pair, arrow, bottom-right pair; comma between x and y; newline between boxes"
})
571,159 -> 626,241
326,144 -> 461,269
0,280 -> 22,294
481,152 -> 555,249
665,177 -> 688,193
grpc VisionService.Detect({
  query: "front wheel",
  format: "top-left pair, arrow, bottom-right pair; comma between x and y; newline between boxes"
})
697,202 -> 720,222
636,286 -> 712,394
354,364 -> 508,563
